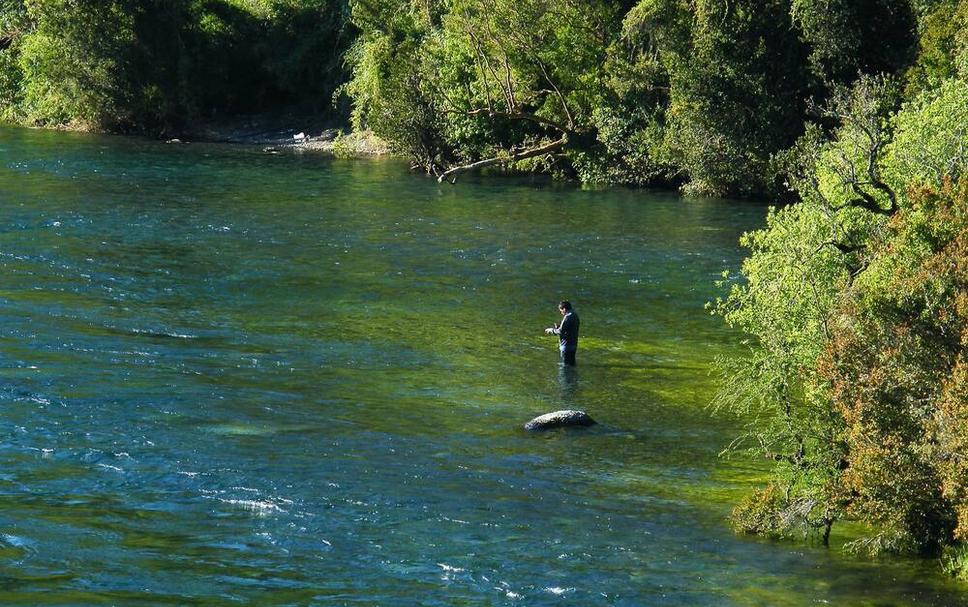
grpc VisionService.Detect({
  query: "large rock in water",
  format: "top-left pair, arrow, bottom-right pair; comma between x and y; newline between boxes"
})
524,410 -> 596,431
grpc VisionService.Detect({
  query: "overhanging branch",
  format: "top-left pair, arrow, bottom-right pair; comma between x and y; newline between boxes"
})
437,136 -> 567,183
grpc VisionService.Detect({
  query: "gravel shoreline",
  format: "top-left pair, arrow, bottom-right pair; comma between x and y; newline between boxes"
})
174,117 -> 391,157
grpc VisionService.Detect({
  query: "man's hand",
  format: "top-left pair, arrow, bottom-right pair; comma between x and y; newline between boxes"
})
544,327 -> 556,335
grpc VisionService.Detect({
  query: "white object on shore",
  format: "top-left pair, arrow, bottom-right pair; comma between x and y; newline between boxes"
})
293,132 -> 306,141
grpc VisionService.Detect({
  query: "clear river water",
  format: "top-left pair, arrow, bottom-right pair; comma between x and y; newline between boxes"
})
1,126 -> 966,606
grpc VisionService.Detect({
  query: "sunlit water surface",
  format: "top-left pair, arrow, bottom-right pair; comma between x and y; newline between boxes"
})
0,126 -> 965,606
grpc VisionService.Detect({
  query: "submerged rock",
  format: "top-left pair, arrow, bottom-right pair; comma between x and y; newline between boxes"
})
524,410 -> 596,431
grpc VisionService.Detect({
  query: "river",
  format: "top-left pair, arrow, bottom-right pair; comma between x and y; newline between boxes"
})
0,126 -> 965,605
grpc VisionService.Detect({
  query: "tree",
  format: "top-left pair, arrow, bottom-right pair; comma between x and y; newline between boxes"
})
819,179 -> 967,556
663,0 -> 812,196
15,0 -> 135,128
713,75 -> 902,543
715,73 -> 968,571
0,0 -> 28,120
904,0 -> 968,94
346,0 -> 648,182
791,0 -> 917,85
344,0 -> 452,170
817,76 -> 968,558
2,0 -> 354,132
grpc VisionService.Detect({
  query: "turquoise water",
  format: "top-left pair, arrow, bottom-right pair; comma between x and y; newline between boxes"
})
0,126 -> 965,605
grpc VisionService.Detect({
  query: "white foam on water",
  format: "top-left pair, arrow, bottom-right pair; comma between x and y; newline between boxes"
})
206,424 -> 271,436
441,516 -> 470,525
129,327 -> 198,339
494,581 -> 522,600
544,587 -> 575,596
2,534 -> 32,548
1,533 -> 36,556
220,499 -> 285,515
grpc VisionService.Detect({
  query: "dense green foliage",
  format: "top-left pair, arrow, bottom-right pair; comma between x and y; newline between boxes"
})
343,0 -> 933,194
714,6 -> 968,576
1,0 -> 956,195
0,0 -> 352,132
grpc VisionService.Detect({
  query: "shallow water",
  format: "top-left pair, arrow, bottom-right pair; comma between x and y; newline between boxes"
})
0,126 -> 965,605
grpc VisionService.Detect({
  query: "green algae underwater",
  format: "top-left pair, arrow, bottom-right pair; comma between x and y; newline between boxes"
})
0,126 -> 965,605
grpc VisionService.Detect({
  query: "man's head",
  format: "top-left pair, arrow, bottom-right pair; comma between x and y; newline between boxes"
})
558,300 -> 572,315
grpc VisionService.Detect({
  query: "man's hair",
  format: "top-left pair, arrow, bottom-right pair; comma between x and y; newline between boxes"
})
558,300 -> 572,311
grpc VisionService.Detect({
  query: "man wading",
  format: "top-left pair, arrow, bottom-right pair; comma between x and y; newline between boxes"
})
545,300 -> 580,365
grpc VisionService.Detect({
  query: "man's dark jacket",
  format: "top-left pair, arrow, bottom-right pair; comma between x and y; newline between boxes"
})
558,311 -> 580,351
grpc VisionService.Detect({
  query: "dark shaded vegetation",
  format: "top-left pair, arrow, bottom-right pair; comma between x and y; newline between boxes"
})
0,0 -> 352,134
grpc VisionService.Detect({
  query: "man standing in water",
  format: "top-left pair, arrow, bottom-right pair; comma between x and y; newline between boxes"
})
545,300 -> 580,365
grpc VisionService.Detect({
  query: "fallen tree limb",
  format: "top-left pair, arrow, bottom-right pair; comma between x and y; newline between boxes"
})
437,136 -> 567,183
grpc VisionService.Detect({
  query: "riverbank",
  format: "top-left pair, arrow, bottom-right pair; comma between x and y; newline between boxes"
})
0,116 -> 392,157
182,115 -> 392,157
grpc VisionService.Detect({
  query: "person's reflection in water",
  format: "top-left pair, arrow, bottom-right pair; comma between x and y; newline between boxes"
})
558,363 -> 579,403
